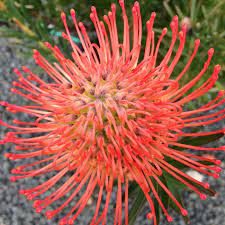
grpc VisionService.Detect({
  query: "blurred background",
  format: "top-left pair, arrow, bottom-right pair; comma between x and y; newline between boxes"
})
0,0 -> 225,225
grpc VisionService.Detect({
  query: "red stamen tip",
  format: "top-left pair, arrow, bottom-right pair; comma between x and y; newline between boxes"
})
132,7 -> 136,14
13,68 -> 19,73
218,90 -> 225,97
68,218 -> 74,225
59,218 -> 68,225
0,101 -> 8,106
70,9 -> 75,16
214,166 -> 222,173
162,28 -> 168,35
214,64 -> 221,73
195,39 -> 200,46
215,159 -> 222,165
200,193 -> 207,200
4,153 -> 11,158
181,209 -> 188,216
108,11 -> 112,18
61,32 -> 68,39
21,66 -> 28,71
18,77 -> 24,82
36,207 -> 43,213
12,119 -> 19,124
90,13 -> 95,21
44,42 -> 51,48
111,3 -> 116,11
103,15 -> 108,22
11,168 -> 19,173
10,176 -> 17,182
119,0 -> 124,6
6,132 -> 15,139
173,15 -> 178,22
204,183 -> 210,189
151,12 -> 156,18
33,200 -> 41,208
134,1 -> 140,8
10,88 -> 17,93
27,194 -> 34,200
167,216 -> 173,222
179,31 -> 184,39
45,211 -> 54,220
208,48 -> 214,56
33,49 -> 39,55
79,22 -> 84,29
0,140 -> 6,144
12,81 -> 19,86
61,12 -> 66,21
147,212 -> 153,220
213,173 -> 220,179
91,6 -> 97,13
19,189 -> 26,194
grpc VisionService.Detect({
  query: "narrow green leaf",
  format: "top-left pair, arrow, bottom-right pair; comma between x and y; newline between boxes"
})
180,132 -> 224,147
151,176 -> 170,224
174,5 -> 184,18
153,195 -> 161,225
163,171 -> 187,189
186,178 -> 217,197
4,0 -> 25,23
128,187 -> 147,225
215,81 -> 224,90
165,156 -> 216,170
127,181 -> 140,197
163,1 -> 175,18
190,0 -> 196,22
163,173 -> 191,223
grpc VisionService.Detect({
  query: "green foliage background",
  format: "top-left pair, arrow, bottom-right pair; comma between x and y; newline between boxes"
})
0,0 -> 224,87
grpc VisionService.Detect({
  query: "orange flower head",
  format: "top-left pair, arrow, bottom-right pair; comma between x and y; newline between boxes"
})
1,1 -> 225,225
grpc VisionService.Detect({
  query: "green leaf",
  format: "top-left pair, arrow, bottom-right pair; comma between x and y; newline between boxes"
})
162,174 -> 188,224
127,181 -> 140,197
215,81 -> 224,90
167,189 -> 189,224
180,132 -> 224,147
153,194 -> 161,225
163,170 -> 216,197
4,0 -> 26,23
165,156 -> 216,171
163,171 -> 187,190
186,178 -> 217,197
128,186 -> 147,225
151,176 -> 170,224
163,1 -> 175,18
190,0 -> 197,22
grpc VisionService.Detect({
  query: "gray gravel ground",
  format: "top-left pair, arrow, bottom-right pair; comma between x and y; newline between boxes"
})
0,38 -> 225,225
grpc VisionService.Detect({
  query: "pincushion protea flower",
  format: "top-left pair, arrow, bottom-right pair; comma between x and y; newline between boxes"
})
1,0 -> 225,224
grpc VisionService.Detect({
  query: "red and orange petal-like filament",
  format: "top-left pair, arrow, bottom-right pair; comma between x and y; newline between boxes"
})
0,0 -> 225,225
